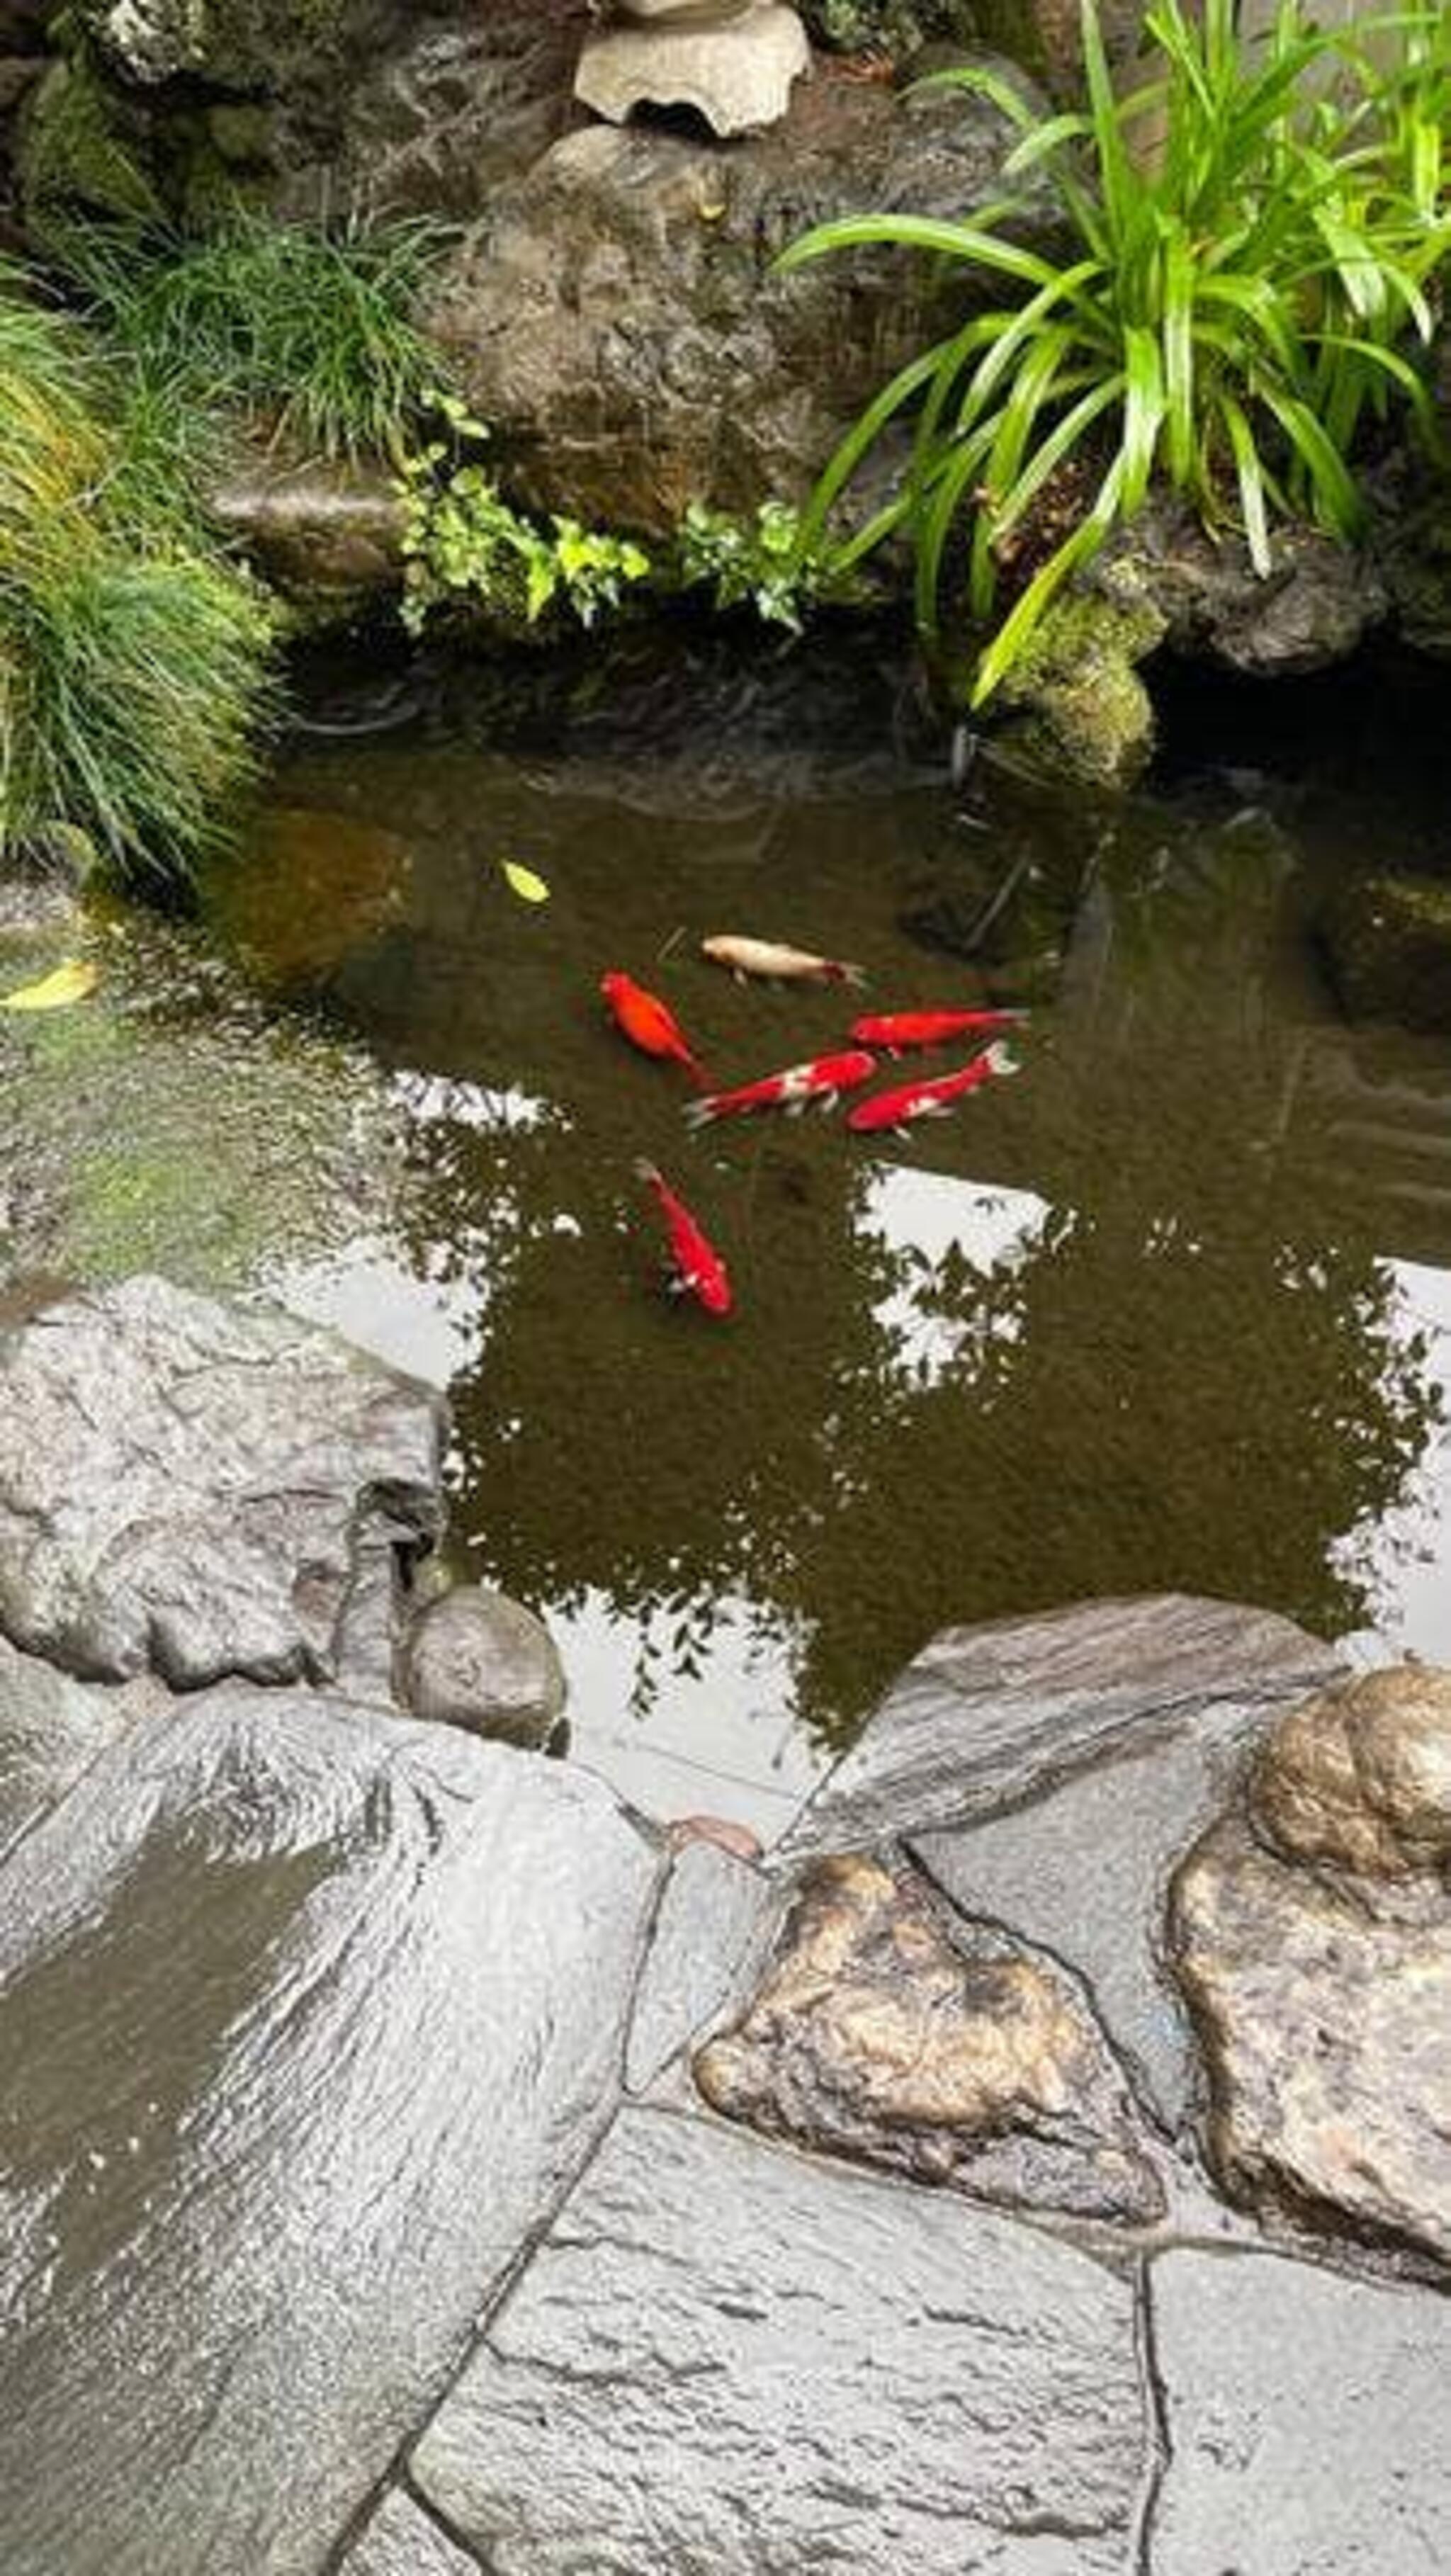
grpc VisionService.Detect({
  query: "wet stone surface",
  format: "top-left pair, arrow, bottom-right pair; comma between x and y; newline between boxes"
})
626,1835 -> 777,2095
412,2103 -> 1150,2576
0,1275 -> 445,1688
696,1852 -> 1163,2222
0,1683 -> 658,2576
784,1592 -> 1338,1855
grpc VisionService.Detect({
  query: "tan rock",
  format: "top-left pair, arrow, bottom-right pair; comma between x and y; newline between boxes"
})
1250,1661 -> 1451,1880
575,1 -> 810,137
695,1854 -> 1161,2221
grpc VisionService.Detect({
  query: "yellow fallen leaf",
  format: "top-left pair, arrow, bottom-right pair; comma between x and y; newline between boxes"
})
0,959 -> 100,1012
501,861 -> 550,905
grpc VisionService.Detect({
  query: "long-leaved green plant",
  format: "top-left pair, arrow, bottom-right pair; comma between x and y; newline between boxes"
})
777,0 -> 1449,701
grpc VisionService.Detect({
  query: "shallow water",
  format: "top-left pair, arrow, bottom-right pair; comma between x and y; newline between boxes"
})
11,626 -> 1451,1836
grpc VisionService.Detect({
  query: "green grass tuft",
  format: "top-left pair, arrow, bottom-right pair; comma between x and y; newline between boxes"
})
66,212 -> 451,465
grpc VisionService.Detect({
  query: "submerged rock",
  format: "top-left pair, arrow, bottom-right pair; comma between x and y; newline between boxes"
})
1170,1661 -> 1451,2265
0,1275 -> 444,1687
1319,871 -> 1451,1036
208,452 -> 408,616
403,1582 -> 568,1749
696,1852 -> 1163,2221
412,2103 -> 1149,2574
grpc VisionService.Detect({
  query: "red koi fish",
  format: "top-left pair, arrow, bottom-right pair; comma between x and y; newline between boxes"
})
847,1039 -> 1020,1135
601,971 -> 710,1088
850,1006 -> 1029,1055
636,1161 -> 733,1316
683,1048 -> 878,1130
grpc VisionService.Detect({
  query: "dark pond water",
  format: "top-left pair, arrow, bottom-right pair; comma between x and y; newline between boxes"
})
168,622 -> 1445,1835
4,621 -> 1437,1838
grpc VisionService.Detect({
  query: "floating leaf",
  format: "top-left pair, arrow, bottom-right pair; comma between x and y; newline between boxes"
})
0,959 -> 100,1013
501,861 -> 550,905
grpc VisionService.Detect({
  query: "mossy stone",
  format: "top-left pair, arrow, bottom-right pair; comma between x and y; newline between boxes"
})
803,1 -> 979,52
987,592 -> 1167,791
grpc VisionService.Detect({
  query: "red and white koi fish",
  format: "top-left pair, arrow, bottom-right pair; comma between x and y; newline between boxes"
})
635,1160 -> 733,1316
701,934 -> 866,988
601,971 -> 710,1088
850,1006 -> 1029,1055
683,1047 -> 878,1129
846,1040 -> 1020,1135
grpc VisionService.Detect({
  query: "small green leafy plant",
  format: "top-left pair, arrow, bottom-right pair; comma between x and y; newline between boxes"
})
677,499 -> 845,633
397,407 -> 651,637
778,0 -> 1450,701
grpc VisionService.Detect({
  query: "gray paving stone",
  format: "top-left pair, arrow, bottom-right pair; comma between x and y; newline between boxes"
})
336,2487 -> 481,2576
414,2104 -> 1148,2574
784,1593 -> 1338,1855
626,1839 -> 777,2094
1148,2246 -> 1451,2572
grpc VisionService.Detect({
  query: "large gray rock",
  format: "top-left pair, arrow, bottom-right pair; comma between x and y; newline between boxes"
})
1170,1664 -> 1451,2265
0,1275 -> 446,1687
0,1630 -> 148,1864
0,1683 -> 659,2576
1147,2246 -> 1451,2572
785,1593 -> 1336,1855
696,1853 -> 1163,2222
427,70 -> 1053,538
413,2103 -> 1149,2572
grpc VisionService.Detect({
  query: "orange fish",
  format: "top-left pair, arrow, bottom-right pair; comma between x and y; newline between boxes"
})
636,1161 -> 733,1316
602,971 -> 710,1088
850,1007 -> 1028,1055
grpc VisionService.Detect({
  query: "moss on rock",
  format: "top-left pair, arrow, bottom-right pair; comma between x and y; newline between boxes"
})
803,1 -> 979,52
988,590 -> 1167,791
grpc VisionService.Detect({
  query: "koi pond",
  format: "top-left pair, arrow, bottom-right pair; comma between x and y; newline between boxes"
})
4,626 -> 1450,1835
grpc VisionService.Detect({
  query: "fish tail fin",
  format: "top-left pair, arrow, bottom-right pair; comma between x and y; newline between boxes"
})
684,1053 -> 714,1093
682,1097 -> 719,1131
985,1041 -> 1022,1078
633,1156 -> 662,1188
826,961 -> 868,988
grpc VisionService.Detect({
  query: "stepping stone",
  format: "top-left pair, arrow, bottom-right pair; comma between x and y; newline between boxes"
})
413,2103 -> 1149,2573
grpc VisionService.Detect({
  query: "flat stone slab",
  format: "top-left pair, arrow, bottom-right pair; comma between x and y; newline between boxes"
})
1147,2247 -> 1451,2570
0,1631 -> 144,1865
0,1684 -> 658,2576
414,2103 -> 1148,2572
336,2488 -> 482,2576
0,1275 -> 446,1687
784,1593 -> 1338,1854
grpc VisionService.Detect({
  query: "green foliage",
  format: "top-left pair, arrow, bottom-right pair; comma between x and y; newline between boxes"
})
778,0 -> 1451,703
63,211 -> 448,464
0,264 -> 276,888
397,411 -> 651,638
676,499 -> 842,633
16,55 -> 164,252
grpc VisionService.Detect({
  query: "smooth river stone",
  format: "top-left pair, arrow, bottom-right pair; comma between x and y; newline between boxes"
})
1147,2247 -> 1451,2572
0,1684 -> 659,2576
413,2103 -> 1149,2574
784,1592 -> 1339,1854
0,1275 -> 446,1687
